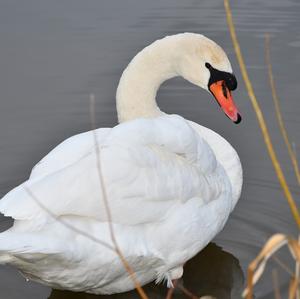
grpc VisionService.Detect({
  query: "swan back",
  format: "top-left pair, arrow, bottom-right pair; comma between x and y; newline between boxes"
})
0,115 -> 232,226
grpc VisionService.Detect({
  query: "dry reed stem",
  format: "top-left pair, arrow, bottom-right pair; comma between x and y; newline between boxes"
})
295,234 -> 300,299
296,236 -> 300,299
165,279 -> 178,299
264,34 -> 300,186
89,94 -> 148,299
224,0 -> 300,228
177,284 -> 198,299
272,255 -> 294,277
272,269 -> 282,299
290,277 -> 299,299
265,34 -> 300,296
293,143 -> 298,163
243,234 -> 300,298
244,234 -> 287,298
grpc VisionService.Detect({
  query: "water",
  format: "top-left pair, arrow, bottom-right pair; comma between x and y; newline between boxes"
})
0,0 -> 299,298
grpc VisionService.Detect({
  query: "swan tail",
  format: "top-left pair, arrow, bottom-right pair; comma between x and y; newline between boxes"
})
0,183 -> 40,220
0,252 -> 13,264
0,231 -> 67,266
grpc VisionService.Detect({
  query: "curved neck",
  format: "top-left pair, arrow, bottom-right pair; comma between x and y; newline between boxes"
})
116,33 -> 232,123
116,38 -> 181,123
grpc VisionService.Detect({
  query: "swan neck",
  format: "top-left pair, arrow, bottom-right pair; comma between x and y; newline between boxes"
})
116,39 -> 178,123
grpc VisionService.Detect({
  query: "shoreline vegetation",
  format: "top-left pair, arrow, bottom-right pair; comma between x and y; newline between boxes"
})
224,0 -> 300,298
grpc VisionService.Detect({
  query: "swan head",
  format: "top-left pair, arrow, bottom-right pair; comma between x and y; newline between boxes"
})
178,33 -> 241,124
117,33 -> 241,123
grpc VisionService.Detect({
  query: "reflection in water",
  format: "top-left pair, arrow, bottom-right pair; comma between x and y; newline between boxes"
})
49,243 -> 244,299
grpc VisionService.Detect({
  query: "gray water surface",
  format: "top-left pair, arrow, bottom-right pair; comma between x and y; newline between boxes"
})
0,0 -> 299,298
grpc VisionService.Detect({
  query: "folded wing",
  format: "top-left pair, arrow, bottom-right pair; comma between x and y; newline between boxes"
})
0,115 -> 228,226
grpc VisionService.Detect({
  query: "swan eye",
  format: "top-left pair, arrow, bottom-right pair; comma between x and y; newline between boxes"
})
205,62 -> 211,69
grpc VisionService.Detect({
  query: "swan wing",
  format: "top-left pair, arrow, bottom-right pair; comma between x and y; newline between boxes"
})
0,115 -> 230,225
187,120 -> 242,211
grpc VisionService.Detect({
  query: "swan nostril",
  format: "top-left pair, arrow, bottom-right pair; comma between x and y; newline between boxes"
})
205,62 -> 212,69
222,82 -> 228,99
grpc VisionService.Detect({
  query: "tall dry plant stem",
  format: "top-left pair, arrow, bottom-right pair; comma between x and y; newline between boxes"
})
265,34 -> 300,298
89,94 -> 148,299
224,0 -> 300,229
272,269 -> 282,299
296,235 -> 300,299
264,34 -> 300,186
242,234 -> 300,299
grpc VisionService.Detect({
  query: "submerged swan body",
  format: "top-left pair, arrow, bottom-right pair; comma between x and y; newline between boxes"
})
0,33 -> 242,294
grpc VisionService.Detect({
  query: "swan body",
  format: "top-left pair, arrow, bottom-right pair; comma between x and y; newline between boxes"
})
0,33 -> 242,294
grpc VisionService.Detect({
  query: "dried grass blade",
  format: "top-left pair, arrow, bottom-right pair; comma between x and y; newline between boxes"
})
289,277 -> 299,299
223,0 -> 300,228
272,269 -> 282,299
243,234 -> 288,298
288,239 -> 300,263
296,236 -> 300,299
264,34 -> 300,185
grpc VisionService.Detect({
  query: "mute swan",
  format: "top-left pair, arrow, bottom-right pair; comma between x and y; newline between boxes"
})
0,33 -> 242,295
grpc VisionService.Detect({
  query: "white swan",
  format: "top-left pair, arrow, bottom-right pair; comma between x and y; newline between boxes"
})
0,33 -> 242,295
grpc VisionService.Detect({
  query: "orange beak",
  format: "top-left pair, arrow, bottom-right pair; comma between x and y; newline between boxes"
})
209,80 -> 241,124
